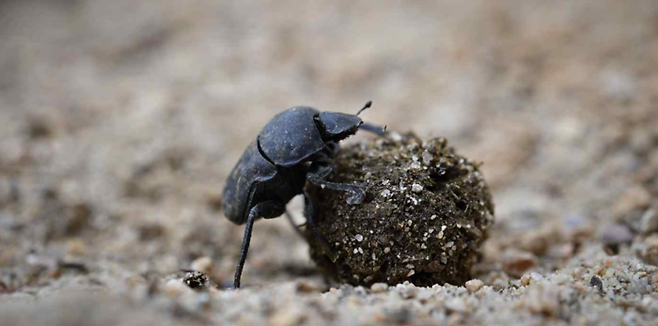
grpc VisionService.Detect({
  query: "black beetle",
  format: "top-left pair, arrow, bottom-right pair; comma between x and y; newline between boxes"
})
222,101 -> 381,288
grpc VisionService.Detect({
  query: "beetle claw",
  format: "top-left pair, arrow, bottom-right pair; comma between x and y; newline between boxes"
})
346,188 -> 366,205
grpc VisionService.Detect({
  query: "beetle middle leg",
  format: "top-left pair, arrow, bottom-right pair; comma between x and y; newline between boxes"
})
284,210 -> 306,239
306,165 -> 366,205
233,200 -> 285,289
312,179 -> 365,205
324,141 -> 341,158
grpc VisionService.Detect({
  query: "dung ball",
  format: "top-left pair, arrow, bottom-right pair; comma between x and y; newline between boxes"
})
307,133 -> 494,286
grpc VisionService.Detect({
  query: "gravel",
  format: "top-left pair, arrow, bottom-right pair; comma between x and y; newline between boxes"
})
1,1 -> 658,325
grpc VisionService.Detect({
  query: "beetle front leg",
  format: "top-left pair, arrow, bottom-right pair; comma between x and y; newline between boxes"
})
307,166 -> 366,205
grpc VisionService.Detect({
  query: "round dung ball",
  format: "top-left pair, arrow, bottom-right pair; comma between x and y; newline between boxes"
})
307,133 -> 494,286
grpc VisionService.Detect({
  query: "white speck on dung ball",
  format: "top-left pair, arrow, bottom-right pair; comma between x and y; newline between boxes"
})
422,151 -> 433,165
389,132 -> 403,141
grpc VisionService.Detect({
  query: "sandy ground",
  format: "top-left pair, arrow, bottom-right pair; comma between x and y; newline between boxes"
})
1,0 -> 658,325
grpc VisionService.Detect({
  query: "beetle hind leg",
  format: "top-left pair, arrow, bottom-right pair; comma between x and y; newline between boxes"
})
284,210 -> 306,239
233,200 -> 284,289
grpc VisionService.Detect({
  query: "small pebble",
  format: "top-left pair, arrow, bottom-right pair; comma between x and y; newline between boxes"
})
445,297 -> 468,313
164,279 -> 192,297
355,234 -> 364,242
640,209 -> 658,235
638,235 -> 658,266
183,271 -> 209,290
502,249 -> 538,278
396,282 -> 417,299
269,307 -> 306,326
613,186 -> 651,217
191,256 -> 213,273
370,283 -> 388,293
66,239 -> 87,256
465,279 -> 484,293
525,281 -> 559,316
295,280 -> 317,293
520,274 -> 531,286
600,224 -> 634,246
589,275 -> 604,294
530,272 -> 543,281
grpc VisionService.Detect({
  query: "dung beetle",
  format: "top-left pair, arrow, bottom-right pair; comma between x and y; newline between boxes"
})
222,101 -> 382,288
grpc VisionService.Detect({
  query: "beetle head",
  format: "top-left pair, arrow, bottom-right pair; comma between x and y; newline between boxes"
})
315,102 -> 374,142
315,112 -> 363,142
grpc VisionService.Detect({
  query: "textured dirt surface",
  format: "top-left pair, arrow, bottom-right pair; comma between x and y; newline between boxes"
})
309,134 -> 494,286
1,0 -> 658,325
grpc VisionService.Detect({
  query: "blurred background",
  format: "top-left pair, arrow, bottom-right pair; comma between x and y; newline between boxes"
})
1,0 -> 657,297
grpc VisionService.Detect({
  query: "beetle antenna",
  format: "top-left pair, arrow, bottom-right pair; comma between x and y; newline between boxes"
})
356,101 -> 373,116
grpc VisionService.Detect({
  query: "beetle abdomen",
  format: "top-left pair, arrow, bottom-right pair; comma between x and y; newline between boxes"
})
222,141 -> 277,224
